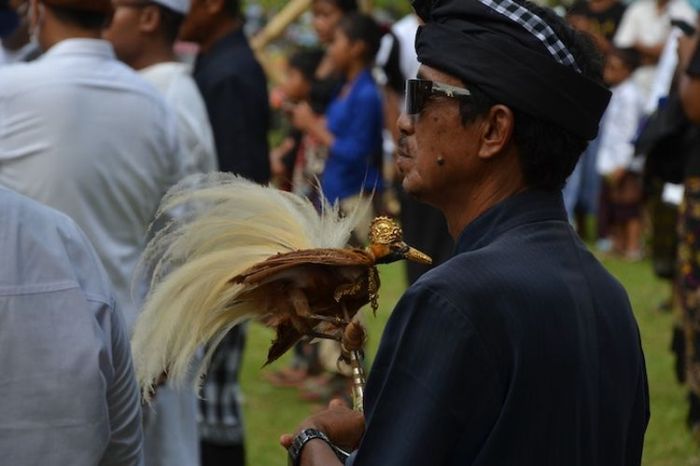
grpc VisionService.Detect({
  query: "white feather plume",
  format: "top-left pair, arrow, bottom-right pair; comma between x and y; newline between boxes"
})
131,173 -> 369,399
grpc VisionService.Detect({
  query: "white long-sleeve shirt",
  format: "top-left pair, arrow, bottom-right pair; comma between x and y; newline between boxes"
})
140,62 -> 217,174
596,79 -> 645,176
0,186 -> 143,465
0,39 -> 188,329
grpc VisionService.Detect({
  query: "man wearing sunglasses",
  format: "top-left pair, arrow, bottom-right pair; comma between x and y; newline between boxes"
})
281,0 -> 649,465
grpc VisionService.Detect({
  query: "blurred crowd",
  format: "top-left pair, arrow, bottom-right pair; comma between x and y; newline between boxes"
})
4,0 -> 700,463
562,0 -> 700,440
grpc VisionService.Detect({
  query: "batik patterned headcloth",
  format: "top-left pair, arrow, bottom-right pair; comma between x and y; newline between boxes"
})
412,0 -> 610,140
476,0 -> 580,72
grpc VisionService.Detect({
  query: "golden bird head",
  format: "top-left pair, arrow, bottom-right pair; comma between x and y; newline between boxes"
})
367,217 -> 433,265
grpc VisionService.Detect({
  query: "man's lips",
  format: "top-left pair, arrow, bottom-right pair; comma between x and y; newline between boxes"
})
397,135 -> 413,159
395,149 -> 413,176
396,147 -> 413,159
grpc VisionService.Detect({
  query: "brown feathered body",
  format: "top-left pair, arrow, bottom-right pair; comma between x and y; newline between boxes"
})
232,248 -> 379,364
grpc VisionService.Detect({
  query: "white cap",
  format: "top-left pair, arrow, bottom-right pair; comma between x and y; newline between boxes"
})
152,0 -> 189,15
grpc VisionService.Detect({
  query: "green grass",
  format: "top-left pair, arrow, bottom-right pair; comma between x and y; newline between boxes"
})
239,258 -> 700,465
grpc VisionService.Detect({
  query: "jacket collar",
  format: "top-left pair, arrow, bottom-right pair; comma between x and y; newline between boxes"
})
455,189 -> 568,254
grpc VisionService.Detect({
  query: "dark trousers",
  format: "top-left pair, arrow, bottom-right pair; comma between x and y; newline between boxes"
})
201,441 -> 245,466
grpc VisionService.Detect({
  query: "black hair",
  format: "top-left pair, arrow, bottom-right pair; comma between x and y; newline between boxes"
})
45,4 -> 110,30
337,12 -> 382,66
608,46 -> 641,72
458,0 -> 604,191
289,48 -> 325,82
313,0 -> 358,13
154,4 -> 183,44
225,0 -> 241,19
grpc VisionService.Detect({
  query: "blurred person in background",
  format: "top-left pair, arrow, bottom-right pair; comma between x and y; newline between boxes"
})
104,0 -> 218,465
0,187 -> 143,465
595,47 -> 645,260
0,5 -> 190,461
269,48 -> 326,199
311,0 -> 357,79
179,1 -> 270,464
105,0 -> 216,177
567,0 -> 626,55
392,12 -> 420,82
614,0 -> 695,99
676,23 -> 700,439
181,0 -> 269,183
291,12 -> 384,243
0,0 -> 188,329
563,0 -> 628,239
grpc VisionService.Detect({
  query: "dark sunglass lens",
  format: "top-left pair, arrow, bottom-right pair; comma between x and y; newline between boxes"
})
405,80 -> 430,115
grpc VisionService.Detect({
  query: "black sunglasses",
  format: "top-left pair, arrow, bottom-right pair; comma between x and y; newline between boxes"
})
405,79 -> 473,115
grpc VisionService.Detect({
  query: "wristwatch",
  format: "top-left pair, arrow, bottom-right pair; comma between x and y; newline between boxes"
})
287,428 -> 351,466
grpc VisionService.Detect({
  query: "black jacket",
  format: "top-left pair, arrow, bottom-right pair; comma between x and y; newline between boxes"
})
194,29 -> 270,183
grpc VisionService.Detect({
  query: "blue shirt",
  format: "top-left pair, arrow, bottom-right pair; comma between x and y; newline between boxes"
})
322,69 -> 384,203
348,190 -> 648,465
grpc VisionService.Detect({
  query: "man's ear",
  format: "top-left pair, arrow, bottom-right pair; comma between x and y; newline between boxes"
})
477,104 -> 514,160
139,5 -> 160,34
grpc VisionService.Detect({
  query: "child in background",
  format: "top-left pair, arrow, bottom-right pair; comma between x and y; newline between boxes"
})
311,0 -> 358,78
596,47 -> 645,260
269,48 -> 326,194
291,13 -> 384,243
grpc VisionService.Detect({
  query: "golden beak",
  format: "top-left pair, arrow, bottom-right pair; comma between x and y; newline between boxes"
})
402,244 -> 433,265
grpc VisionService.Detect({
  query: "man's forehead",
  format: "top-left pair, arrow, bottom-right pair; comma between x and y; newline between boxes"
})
417,65 -> 466,87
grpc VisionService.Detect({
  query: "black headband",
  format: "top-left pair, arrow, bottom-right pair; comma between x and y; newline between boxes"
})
413,0 -> 611,140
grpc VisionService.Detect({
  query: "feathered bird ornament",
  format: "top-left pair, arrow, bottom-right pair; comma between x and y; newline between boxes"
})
131,174 -> 431,409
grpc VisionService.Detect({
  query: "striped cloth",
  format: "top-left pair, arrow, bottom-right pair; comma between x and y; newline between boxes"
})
197,324 -> 247,445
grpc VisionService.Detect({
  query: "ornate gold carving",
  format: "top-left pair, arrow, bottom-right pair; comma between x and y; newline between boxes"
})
369,217 -> 403,245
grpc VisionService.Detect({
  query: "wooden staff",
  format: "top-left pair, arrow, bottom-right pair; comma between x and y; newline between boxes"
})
251,0 -> 311,84
251,0 -> 312,52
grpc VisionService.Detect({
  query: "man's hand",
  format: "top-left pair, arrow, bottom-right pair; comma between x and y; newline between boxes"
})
280,398 -> 365,451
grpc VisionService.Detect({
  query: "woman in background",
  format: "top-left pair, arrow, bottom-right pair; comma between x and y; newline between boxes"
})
292,13 -> 384,242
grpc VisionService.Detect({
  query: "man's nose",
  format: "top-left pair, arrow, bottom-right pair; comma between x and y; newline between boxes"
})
397,112 -> 415,135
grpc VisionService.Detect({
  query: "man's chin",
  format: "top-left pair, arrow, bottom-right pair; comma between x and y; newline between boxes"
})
402,178 -> 427,201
